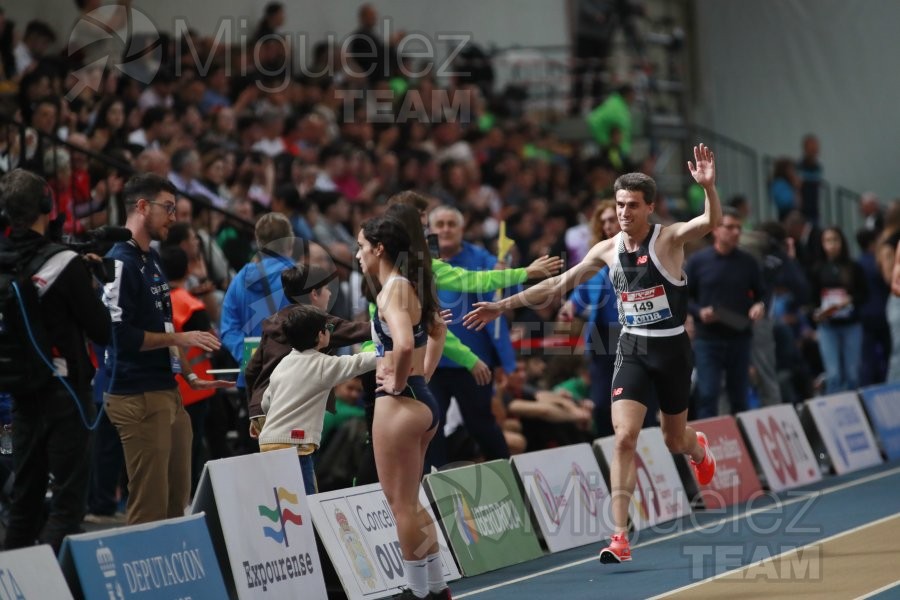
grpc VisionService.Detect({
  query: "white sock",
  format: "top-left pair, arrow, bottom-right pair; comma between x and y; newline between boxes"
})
426,552 -> 447,593
403,558 -> 429,598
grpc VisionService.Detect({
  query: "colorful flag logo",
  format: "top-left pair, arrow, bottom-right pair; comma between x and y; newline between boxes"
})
258,487 -> 303,547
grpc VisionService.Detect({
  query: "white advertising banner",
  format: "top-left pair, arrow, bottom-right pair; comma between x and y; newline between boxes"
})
0,545 -> 74,599
511,443 -> 613,552
308,483 -> 460,600
191,449 -> 327,600
806,393 -> 883,475
594,427 -> 692,531
737,404 -> 821,492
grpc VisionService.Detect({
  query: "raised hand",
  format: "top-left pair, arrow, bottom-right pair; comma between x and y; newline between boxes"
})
462,301 -> 502,331
687,143 -> 716,188
525,255 -> 565,281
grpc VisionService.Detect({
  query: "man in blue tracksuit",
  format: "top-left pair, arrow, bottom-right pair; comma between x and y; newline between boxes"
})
428,205 -> 516,465
220,213 -> 303,448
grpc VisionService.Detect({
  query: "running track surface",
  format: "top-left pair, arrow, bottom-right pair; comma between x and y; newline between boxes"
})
448,462 -> 900,600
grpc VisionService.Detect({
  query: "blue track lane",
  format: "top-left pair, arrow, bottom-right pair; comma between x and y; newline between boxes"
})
451,462 -> 900,599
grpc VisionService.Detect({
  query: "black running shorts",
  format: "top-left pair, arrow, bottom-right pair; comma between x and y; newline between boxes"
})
611,331 -> 693,415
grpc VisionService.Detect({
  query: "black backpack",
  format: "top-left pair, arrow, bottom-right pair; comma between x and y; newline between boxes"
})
0,238 -> 67,397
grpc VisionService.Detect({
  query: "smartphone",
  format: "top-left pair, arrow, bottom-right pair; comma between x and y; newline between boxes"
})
427,233 -> 440,258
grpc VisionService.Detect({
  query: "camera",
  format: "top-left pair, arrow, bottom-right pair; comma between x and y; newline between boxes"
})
59,226 -> 133,283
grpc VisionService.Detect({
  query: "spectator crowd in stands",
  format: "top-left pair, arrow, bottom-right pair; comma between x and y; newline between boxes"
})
1,1 -> 898,529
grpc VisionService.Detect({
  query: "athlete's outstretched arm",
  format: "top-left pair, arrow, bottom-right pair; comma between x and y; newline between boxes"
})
463,239 -> 612,330
667,144 -> 721,244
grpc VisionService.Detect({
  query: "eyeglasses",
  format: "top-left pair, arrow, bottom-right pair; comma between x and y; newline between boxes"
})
148,200 -> 177,216
322,323 -> 335,333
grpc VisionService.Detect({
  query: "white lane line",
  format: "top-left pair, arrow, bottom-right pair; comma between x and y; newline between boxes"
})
455,465 -> 900,599
855,579 -> 900,600
648,513 -> 900,599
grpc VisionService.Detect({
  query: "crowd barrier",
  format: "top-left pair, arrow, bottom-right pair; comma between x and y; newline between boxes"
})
2,382 -> 899,599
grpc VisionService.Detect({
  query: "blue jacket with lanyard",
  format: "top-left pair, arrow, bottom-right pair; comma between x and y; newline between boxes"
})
102,240 -> 177,394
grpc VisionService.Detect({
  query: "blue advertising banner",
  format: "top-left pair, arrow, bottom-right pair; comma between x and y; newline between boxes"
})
859,383 -> 900,460
806,393 -> 882,475
58,513 -> 228,600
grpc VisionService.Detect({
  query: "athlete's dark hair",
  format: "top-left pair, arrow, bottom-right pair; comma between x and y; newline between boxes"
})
614,172 -> 657,205
385,202 -> 430,261
362,215 -> 440,333
387,190 -> 430,214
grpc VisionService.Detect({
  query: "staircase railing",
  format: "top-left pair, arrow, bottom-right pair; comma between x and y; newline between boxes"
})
1,118 -> 253,240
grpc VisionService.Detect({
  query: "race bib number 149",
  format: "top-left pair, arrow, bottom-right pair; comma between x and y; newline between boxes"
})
621,285 -> 672,326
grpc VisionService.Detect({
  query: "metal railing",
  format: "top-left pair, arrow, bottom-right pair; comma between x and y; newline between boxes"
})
687,124 -> 761,210
1,119 -> 253,240
468,37 -> 866,238
761,153 -> 863,236
1,120 -> 368,273
652,125 -> 863,240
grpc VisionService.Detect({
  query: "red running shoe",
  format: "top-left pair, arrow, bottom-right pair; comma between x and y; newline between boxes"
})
691,431 -> 716,485
598,532 -> 632,563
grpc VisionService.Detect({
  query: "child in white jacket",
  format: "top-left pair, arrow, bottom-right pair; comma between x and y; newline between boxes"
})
259,305 -> 376,495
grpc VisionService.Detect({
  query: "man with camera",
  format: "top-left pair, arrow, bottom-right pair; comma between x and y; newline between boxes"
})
100,173 -> 233,525
0,169 -> 111,553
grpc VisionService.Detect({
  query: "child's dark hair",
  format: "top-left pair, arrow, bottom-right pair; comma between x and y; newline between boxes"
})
282,263 -> 336,302
283,305 -> 328,351
362,215 -> 440,332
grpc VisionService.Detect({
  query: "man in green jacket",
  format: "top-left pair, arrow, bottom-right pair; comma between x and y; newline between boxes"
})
586,84 -> 635,156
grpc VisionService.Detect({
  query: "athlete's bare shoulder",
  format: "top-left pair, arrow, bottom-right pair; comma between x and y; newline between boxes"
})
655,222 -> 686,251
651,223 -> 688,276
585,236 -> 618,267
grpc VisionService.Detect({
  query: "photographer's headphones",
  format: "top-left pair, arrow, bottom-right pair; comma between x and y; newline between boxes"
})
0,173 -> 54,224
